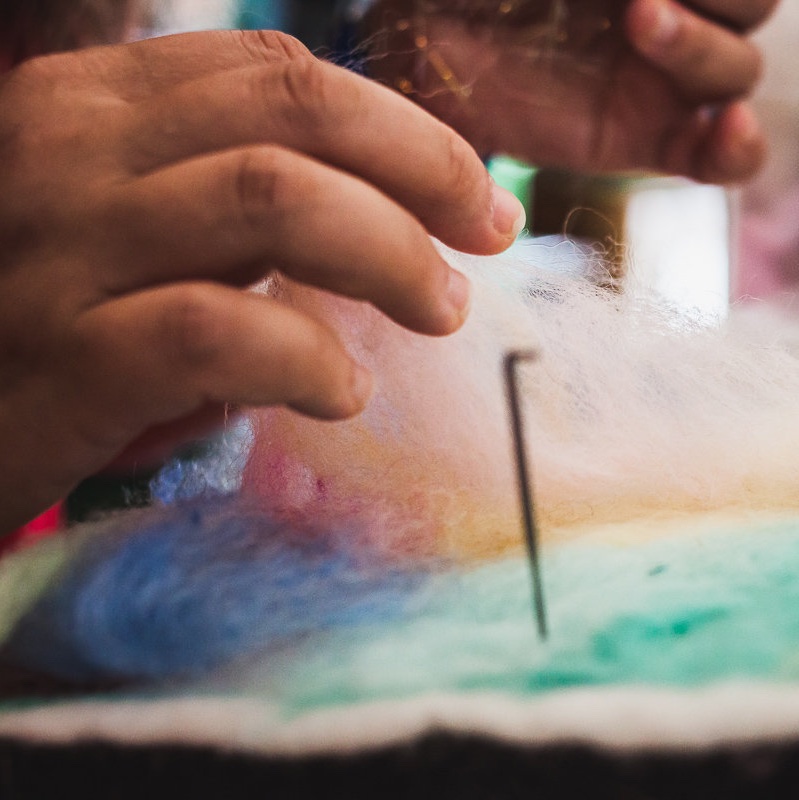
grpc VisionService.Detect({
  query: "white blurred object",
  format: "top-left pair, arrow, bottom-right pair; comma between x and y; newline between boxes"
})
153,0 -> 237,33
626,180 -> 732,321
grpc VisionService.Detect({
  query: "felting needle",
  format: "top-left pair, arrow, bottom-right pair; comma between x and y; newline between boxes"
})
504,350 -> 548,640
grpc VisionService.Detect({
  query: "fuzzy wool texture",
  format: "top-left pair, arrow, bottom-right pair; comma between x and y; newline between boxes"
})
4,506 -> 799,740
2,241 -> 799,710
0,500 -> 428,682
244,242 -> 799,560
236,515 -> 799,716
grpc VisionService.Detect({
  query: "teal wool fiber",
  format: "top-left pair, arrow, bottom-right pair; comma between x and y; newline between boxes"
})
5,509 -> 799,717
221,517 -> 799,715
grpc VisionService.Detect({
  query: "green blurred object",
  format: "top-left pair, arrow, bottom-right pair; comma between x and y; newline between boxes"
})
487,155 -> 538,233
236,0 -> 286,31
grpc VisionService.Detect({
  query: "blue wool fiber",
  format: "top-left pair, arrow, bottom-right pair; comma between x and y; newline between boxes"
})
2,499 -> 428,682
150,420 -> 252,505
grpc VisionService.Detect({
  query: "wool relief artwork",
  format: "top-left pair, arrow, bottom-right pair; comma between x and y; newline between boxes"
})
3,1 -> 799,782
2,235 -> 799,756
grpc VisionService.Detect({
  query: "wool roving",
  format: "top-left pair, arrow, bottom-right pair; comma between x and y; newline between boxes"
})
3,239 -> 799,696
4,506 -> 799,746
0,498 -> 433,682
244,241 -> 799,560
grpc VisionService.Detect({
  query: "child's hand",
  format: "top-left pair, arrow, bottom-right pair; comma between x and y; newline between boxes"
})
0,29 -> 525,534
370,0 -> 775,183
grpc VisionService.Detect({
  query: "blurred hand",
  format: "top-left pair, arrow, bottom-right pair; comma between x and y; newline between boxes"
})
367,0 -> 776,182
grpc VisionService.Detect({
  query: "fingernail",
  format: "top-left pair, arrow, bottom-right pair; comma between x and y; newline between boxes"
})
447,267 -> 472,320
491,183 -> 526,239
647,0 -> 680,48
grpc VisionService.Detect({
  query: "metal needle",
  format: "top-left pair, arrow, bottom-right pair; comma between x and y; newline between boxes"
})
504,350 -> 548,640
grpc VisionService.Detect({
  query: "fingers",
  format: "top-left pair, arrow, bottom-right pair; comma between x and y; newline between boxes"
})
692,101 -> 767,183
680,0 -> 778,31
67,284 -> 375,450
626,0 -> 763,102
656,99 -> 766,182
99,145 -> 472,336
125,58 -> 524,255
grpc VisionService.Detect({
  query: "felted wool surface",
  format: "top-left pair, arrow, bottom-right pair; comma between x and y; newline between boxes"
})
245,242 -> 799,558
1,241 -> 799,758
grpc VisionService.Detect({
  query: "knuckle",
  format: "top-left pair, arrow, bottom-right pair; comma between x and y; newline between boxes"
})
234,28 -> 312,63
278,57 -> 337,129
232,147 -> 289,230
255,30 -> 312,61
164,286 -> 230,371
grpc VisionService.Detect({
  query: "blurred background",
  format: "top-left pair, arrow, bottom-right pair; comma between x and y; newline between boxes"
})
142,1 -> 799,322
